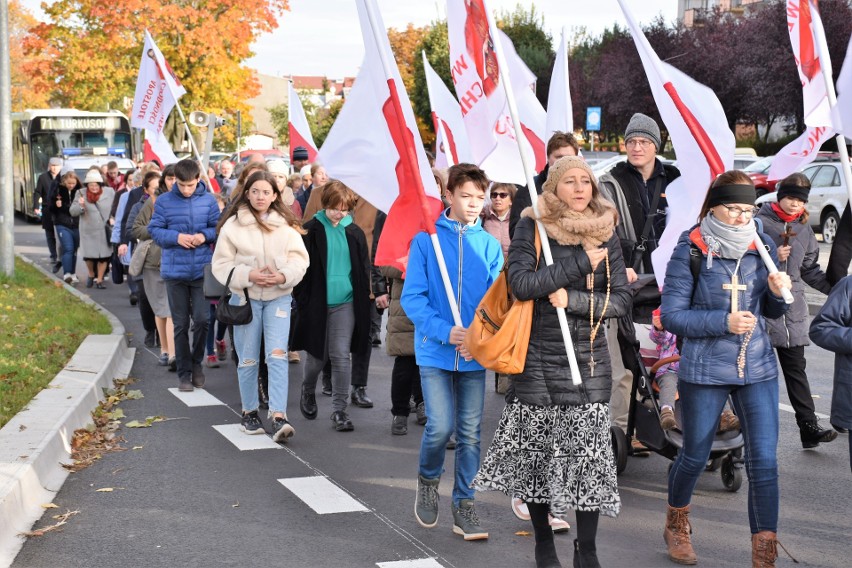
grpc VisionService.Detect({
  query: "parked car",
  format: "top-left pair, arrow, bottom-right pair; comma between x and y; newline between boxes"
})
229,149 -> 289,164
744,156 -> 775,196
755,158 -> 850,244
65,156 -> 136,183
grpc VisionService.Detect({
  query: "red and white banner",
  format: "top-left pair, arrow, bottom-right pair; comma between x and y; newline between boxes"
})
131,30 -> 186,137
616,0 -> 735,284
422,52 -> 473,169
546,28 -> 574,143
832,35 -> 852,138
318,0 -> 443,273
287,81 -> 319,163
768,0 -> 837,182
447,0 -> 541,182
143,129 -> 180,166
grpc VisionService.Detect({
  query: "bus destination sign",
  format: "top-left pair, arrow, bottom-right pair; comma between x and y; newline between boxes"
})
37,117 -> 124,131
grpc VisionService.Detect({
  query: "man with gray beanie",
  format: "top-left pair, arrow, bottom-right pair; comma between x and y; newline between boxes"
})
598,112 -> 681,450
35,157 -> 63,271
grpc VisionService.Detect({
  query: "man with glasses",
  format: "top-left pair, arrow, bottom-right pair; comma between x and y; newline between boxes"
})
598,113 -> 681,452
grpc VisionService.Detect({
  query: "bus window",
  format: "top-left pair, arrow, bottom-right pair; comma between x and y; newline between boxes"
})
30,132 -> 60,175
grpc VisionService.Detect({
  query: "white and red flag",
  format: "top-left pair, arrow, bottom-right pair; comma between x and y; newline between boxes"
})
831,35 -> 852,137
131,30 -> 186,137
317,0 -> 443,273
446,0 -> 542,181
546,28 -> 574,144
288,81 -> 319,163
143,129 -> 180,166
616,0 -> 735,283
768,0 -> 837,182
422,51 -> 473,169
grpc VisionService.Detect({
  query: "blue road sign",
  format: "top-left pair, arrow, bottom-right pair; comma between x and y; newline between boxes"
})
586,107 -> 602,132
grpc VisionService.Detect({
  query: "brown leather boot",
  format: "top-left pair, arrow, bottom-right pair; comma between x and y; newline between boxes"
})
752,531 -> 778,567
664,505 -> 697,565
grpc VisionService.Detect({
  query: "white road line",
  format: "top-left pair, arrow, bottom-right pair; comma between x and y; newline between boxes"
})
377,559 -> 444,568
212,424 -> 281,451
278,476 -> 369,514
779,403 -> 829,420
168,388 -> 226,407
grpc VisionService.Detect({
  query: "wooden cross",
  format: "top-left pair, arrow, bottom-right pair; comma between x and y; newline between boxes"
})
722,275 -> 747,313
781,222 -> 798,247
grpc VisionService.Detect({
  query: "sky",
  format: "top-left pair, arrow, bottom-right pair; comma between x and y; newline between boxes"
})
22,0 -> 679,79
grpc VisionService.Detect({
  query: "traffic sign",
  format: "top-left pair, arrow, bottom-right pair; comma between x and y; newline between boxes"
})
586,107 -> 601,132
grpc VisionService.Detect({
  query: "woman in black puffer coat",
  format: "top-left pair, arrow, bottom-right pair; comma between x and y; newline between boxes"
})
473,156 -> 631,568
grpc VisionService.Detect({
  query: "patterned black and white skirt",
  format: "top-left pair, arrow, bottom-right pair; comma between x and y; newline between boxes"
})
472,399 -> 620,518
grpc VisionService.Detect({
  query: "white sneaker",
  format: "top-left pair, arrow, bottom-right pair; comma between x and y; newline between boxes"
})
70,274 -> 79,284
549,514 -> 571,533
63,273 -> 73,284
511,497 -> 530,521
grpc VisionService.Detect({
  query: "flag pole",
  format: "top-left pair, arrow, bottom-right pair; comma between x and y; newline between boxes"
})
483,5 -> 582,385
560,27 -> 572,132
809,1 -> 852,222
422,51 -> 456,168
616,0 -> 793,304
145,30 -> 213,190
363,1 -> 462,327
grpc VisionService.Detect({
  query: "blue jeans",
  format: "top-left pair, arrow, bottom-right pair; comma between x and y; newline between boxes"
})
232,294 -> 292,416
55,225 -> 79,276
419,366 -> 486,506
668,379 -> 779,533
206,302 -> 228,355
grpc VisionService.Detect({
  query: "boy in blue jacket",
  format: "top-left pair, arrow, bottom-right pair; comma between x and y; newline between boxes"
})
401,163 -> 503,541
148,159 -> 220,392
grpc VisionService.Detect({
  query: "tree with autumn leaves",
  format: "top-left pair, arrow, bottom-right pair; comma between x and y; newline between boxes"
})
19,0 -> 290,151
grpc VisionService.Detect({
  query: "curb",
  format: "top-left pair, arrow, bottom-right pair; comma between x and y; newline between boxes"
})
0,255 -> 135,567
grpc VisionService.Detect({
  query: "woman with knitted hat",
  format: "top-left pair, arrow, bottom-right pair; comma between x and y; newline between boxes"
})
756,173 -> 836,449
70,168 -> 115,289
473,156 -> 632,568
660,170 -> 792,566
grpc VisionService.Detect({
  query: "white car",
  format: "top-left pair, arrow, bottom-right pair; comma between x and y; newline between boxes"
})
755,160 -> 850,244
64,155 -> 136,183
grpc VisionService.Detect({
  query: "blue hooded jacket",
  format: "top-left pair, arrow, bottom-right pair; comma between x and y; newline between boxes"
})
661,225 -> 788,386
148,180 -> 220,281
401,210 -> 503,372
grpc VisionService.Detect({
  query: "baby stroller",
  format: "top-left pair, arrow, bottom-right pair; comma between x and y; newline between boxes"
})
610,282 -> 745,492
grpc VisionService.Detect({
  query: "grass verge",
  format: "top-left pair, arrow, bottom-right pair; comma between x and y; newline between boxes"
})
0,257 -> 111,428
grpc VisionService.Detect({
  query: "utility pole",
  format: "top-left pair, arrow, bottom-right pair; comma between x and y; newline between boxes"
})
0,0 -> 14,277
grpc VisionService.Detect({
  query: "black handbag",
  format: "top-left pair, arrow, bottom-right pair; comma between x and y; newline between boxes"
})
203,264 -> 227,299
215,268 -> 253,326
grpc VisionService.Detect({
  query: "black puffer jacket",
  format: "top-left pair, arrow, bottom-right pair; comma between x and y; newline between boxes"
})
509,216 -> 632,406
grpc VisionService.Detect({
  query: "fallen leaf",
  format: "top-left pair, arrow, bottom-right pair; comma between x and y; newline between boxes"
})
18,424 -> 27,432
124,420 -> 145,428
515,530 -> 532,537
19,509 -> 79,537
132,445 -> 144,450
125,390 -> 144,400
40,503 -> 58,509
232,502 -> 240,508
95,487 -> 114,492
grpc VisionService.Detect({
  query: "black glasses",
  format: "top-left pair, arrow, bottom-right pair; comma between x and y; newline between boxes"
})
490,192 -> 510,199
720,204 -> 758,219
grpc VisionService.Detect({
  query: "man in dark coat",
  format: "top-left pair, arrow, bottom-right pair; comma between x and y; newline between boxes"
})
35,157 -> 63,270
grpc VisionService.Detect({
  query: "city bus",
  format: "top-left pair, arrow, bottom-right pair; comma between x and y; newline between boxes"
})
12,109 -> 134,220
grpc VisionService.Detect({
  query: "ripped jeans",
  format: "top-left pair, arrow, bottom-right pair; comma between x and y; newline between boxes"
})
231,294 -> 292,416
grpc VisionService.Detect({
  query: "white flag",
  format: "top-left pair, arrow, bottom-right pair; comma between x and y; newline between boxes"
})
830,31 -> 852,137
546,29 -> 574,142
422,52 -> 473,169
143,129 -> 180,166
131,30 -> 187,136
288,81 -> 318,163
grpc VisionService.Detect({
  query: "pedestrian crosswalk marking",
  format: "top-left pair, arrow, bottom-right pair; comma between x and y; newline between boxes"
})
779,403 -> 828,420
212,424 -> 281,451
278,476 -> 369,514
168,387 -> 226,407
376,559 -> 443,568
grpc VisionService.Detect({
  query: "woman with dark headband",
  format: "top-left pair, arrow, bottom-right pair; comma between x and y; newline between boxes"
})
660,171 -> 791,567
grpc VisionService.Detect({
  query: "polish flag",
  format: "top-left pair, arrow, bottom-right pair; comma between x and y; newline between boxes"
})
131,30 -> 186,137
317,0 -> 443,273
422,51 -> 473,169
288,81 -> 319,163
832,35 -> 852,137
142,129 -> 180,166
616,0 -> 735,284
447,0 -> 540,182
546,29 -> 574,142
768,0 -> 837,182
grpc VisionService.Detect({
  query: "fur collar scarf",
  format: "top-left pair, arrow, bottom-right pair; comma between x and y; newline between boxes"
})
521,191 -> 616,248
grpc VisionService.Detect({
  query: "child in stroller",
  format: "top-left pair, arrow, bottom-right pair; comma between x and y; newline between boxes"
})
649,307 -> 739,433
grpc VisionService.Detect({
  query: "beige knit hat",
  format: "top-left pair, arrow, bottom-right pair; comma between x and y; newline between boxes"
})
542,156 -> 597,194
83,170 -> 104,185
266,160 -> 289,175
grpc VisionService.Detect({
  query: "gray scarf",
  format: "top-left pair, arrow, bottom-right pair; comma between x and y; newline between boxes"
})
699,212 -> 756,268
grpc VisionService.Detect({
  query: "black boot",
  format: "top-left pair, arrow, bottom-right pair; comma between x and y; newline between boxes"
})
258,363 -> 269,409
528,502 -> 562,568
800,419 -> 838,448
573,510 -> 600,568
573,539 -> 600,568
351,386 -> 374,408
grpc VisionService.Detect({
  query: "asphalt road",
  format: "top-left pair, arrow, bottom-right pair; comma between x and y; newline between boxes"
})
9,217 -> 850,568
